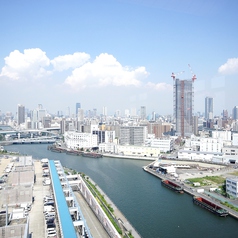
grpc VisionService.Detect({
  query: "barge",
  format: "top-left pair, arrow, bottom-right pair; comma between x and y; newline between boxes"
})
193,196 -> 229,217
161,179 -> 184,193
66,150 -> 84,156
82,152 -> 103,158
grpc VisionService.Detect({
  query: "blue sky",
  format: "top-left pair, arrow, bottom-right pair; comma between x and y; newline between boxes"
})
0,0 -> 238,117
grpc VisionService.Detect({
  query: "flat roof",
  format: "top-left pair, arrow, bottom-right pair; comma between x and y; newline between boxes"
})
49,160 -> 77,238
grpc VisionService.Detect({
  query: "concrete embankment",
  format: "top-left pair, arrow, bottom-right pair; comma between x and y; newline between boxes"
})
85,176 -> 142,238
103,153 -> 156,161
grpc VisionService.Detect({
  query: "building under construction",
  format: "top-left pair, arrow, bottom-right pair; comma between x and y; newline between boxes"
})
172,72 -> 195,138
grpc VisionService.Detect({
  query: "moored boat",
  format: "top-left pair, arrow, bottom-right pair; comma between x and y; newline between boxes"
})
82,152 -> 103,158
161,179 -> 184,193
66,150 -> 84,156
193,196 -> 229,217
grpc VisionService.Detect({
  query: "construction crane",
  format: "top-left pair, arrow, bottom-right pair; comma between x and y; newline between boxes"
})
188,64 -> 197,82
171,71 -> 185,80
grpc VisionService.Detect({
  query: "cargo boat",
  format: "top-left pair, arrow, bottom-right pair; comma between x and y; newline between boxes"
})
82,152 -> 103,158
193,196 -> 229,217
161,179 -> 184,193
66,150 -> 84,156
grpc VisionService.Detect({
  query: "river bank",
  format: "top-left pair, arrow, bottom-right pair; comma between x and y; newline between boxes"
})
103,153 -> 156,161
4,144 -> 238,238
143,165 -> 238,220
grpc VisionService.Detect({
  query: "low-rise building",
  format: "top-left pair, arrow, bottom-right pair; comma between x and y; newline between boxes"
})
222,146 -> 238,156
116,145 -> 160,157
99,143 -> 117,153
64,131 -> 98,149
144,138 -> 174,152
178,150 -> 224,163
226,177 -> 238,198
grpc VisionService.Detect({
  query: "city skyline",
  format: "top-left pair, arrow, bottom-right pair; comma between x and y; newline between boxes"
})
0,1 -> 238,115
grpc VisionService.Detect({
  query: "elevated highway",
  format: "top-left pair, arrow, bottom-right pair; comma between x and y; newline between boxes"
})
0,137 -> 57,145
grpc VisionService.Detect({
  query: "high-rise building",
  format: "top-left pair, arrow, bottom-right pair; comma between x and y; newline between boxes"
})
173,78 -> 194,137
130,108 -> 137,117
205,97 -> 213,120
102,106 -> 107,116
193,116 -> 198,135
77,108 -> 84,122
31,109 -> 38,129
17,104 -> 25,125
76,103 -> 81,116
223,109 -> 228,120
232,106 -> 238,120
140,106 -> 146,120
124,109 -> 130,118
119,126 -> 147,145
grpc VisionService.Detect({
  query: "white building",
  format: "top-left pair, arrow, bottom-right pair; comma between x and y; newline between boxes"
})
185,135 -> 223,153
144,138 -> 174,153
64,131 -> 98,149
232,133 -> 238,146
99,143 -> 160,158
116,145 -> 160,157
178,150 -> 224,163
184,135 -> 200,150
212,130 -> 231,141
200,137 -> 223,153
77,108 -> 84,122
99,143 -> 117,153
222,146 -> 238,156
226,177 -> 238,198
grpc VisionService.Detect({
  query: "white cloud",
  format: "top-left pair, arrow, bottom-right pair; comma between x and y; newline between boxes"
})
218,58 -> 238,75
146,82 -> 173,91
51,52 -> 90,71
0,48 -> 50,80
65,53 -> 148,89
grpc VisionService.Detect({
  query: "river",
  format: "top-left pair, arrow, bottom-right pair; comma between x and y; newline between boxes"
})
4,144 -> 238,238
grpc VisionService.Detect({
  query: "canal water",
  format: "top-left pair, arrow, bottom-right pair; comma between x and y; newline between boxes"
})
4,144 -> 238,238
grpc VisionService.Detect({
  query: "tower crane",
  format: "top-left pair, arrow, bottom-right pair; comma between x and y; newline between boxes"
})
188,64 -> 197,82
171,71 -> 185,80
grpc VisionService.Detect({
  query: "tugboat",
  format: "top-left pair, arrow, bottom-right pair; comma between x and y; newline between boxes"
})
193,196 -> 229,217
161,179 -> 184,193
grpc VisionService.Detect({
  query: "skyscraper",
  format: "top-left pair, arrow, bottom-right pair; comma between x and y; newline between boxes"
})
140,106 -> 146,120
205,97 -> 213,120
173,78 -> 194,137
17,104 -> 25,125
102,106 -> 107,116
76,103 -> 81,116
232,106 -> 238,120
